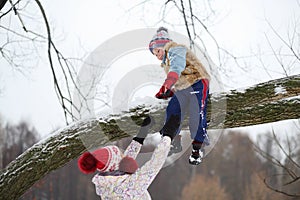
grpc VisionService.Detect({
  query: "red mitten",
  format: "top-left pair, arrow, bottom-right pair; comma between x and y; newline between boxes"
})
155,71 -> 178,99
155,86 -> 174,99
119,156 -> 139,174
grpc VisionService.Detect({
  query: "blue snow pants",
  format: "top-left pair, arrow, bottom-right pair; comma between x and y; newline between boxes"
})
165,79 -> 210,145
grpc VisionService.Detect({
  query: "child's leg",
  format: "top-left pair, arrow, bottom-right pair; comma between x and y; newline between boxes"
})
165,92 -> 188,154
188,79 -> 209,165
189,79 -> 210,145
165,93 -> 186,128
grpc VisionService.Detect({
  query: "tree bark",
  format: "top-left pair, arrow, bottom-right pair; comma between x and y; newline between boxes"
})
220,74 -> 300,128
0,74 -> 299,199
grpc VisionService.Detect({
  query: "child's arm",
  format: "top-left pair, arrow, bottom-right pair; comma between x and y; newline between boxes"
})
123,139 -> 142,159
156,46 -> 187,99
124,116 -> 153,159
168,46 -> 187,75
121,136 -> 171,193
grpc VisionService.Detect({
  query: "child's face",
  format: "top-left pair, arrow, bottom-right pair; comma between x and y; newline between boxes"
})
152,47 -> 164,61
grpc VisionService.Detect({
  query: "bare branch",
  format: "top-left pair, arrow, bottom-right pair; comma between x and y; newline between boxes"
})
253,126 -> 300,197
265,18 -> 300,62
264,176 -> 300,197
264,33 -> 289,77
179,0 -> 193,48
8,0 -> 28,31
270,130 -> 300,170
0,0 -> 8,11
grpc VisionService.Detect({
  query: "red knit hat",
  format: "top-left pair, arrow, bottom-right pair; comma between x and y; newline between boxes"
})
78,145 -> 139,174
149,27 -> 172,54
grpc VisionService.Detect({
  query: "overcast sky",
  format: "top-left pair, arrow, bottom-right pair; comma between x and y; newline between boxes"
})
0,0 -> 299,137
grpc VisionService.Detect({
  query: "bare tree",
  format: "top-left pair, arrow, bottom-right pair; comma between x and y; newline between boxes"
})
254,125 -> 300,198
0,0 -> 90,124
1,120 -> 39,167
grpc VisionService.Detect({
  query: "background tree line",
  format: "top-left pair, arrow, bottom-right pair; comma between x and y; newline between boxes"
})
1,116 -> 299,199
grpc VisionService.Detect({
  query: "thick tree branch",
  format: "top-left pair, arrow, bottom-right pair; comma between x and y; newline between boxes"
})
0,74 -> 299,199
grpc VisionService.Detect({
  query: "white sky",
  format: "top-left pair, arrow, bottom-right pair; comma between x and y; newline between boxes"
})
0,0 -> 299,137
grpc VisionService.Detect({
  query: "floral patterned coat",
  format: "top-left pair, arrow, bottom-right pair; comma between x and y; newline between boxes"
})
92,137 -> 171,200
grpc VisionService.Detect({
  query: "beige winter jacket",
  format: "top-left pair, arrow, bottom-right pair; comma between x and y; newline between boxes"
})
162,41 -> 210,91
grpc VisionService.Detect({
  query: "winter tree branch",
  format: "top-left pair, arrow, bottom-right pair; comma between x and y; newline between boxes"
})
0,74 -> 299,199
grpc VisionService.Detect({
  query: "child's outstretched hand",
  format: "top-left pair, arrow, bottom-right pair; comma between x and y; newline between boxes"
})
133,116 -> 155,144
155,86 -> 174,99
155,71 -> 178,99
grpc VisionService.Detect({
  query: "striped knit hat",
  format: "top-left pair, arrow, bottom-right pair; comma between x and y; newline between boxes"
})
78,145 -> 138,174
149,27 -> 172,54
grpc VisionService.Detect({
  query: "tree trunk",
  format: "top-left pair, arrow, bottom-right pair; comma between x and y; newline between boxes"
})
0,74 -> 299,199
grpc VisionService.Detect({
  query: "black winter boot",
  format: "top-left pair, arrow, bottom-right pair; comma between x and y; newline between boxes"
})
160,115 -> 180,141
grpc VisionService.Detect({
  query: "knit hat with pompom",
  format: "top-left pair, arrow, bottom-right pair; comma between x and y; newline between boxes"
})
149,27 -> 172,54
78,145 -> 138,174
